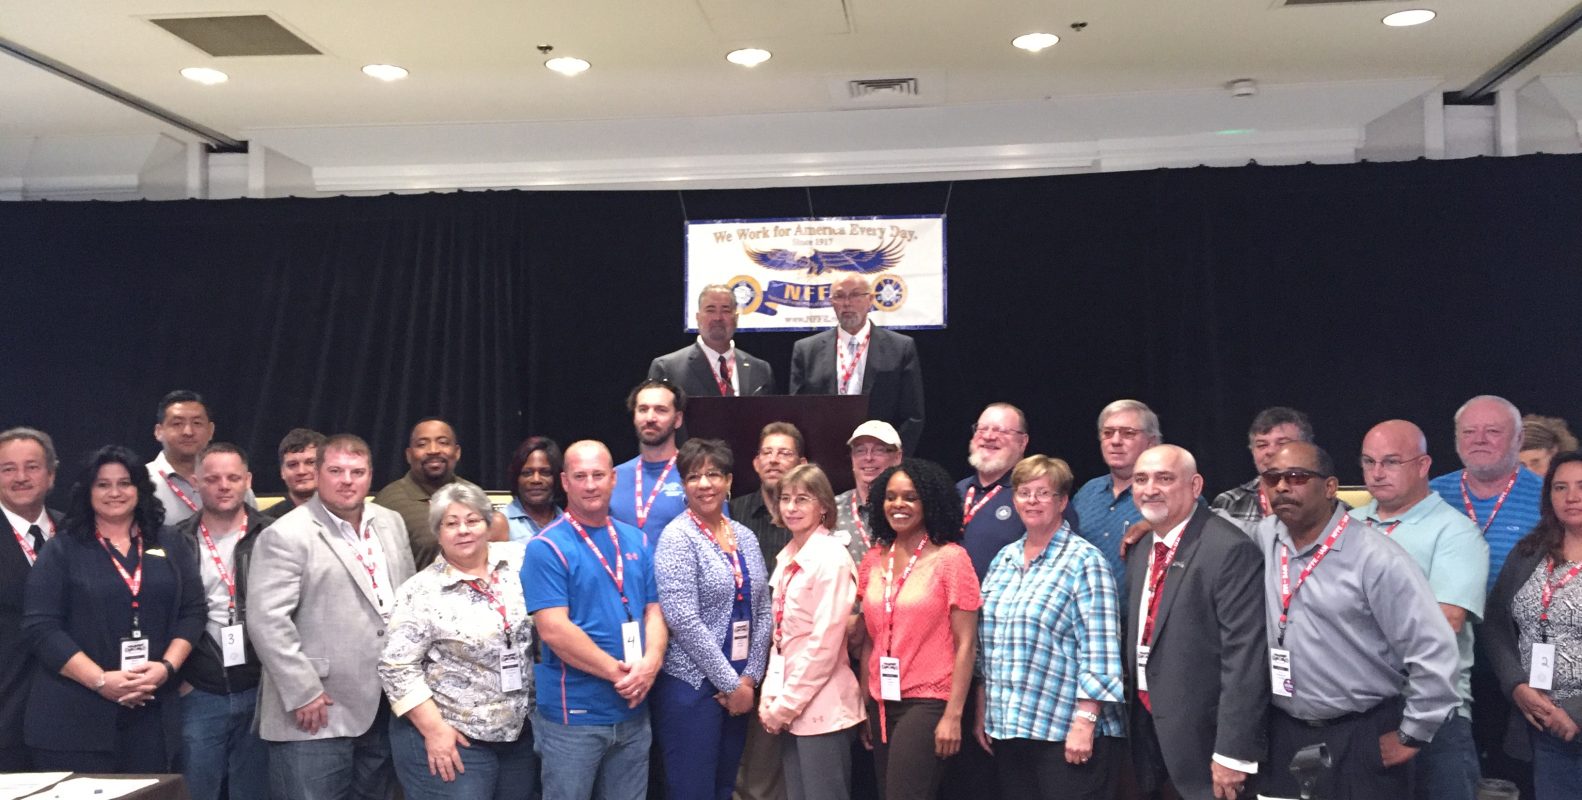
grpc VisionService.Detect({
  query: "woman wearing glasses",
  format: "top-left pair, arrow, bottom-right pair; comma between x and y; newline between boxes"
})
858,458 -> 981,800
653,438 -> 772,800
973,456 -> 1124,800
380,484 -> 537,800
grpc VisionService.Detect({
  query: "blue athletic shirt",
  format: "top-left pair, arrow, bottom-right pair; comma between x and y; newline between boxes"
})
1429,467 -> 1542,594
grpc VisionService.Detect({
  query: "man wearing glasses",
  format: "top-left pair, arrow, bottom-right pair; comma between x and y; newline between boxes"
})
1349,420 -> 1487,800
958,403 -> 1039,581
789,274 -> 925,454
1073,399 -> 1161,586
1252,441 -> 1458,800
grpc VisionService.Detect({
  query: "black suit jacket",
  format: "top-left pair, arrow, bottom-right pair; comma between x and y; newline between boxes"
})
788,325 -> 924,453
1124,505 -> 1268,798
648,342 -> 776,398
0,509 -> 62,758
1483,543 -> 1553,762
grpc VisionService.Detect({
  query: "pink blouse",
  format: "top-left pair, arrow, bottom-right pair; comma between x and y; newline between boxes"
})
760,529 -> 866,735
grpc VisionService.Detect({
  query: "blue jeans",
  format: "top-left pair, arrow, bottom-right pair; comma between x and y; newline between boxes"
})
388,713 -> 539,800
1531,728 -> 1582,800
1412,713 -> 1478,800
268,706 -> 394,800
650,671 -> 746,800
182,686 -> 269,800
530,709 -> 649,800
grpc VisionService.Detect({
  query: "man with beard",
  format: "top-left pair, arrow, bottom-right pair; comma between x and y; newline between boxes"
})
648,284 -> 776,397
1124,445 -> 1266,800
1252,442 -> 1457,800
0,427 -> 62,770
958,403 -> 1078,580
262,428 -> 325,521
610,380 -> 689,551
373,418 -> 504,568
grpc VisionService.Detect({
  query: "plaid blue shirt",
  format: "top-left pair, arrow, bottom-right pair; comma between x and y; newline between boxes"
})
976,523 -> 1126,742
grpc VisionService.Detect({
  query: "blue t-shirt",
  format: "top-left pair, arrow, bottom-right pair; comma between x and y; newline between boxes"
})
609,455 -> 687,552
1071,473 -> 1143,590
522,515 -> 658,725
957,473 -> 1081,580
1429,467 -> 1542,594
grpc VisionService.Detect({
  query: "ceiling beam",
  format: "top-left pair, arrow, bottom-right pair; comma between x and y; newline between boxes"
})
1450,3 -> 1582,104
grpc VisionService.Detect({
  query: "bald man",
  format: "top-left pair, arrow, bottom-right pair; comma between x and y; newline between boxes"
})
1351,421 -> 1488,800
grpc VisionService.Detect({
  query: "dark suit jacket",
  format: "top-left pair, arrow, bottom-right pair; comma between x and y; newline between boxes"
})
1124,505 -> 1268,798
648,342 -> 775,398
1483,543 -> 1556,762
0,509 -> 62,757
788,325 -> 924,453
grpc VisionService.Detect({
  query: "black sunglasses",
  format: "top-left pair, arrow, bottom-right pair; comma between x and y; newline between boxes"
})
1259,468 -> 1330,487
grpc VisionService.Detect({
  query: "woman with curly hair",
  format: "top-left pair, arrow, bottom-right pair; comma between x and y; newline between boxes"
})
22,445 -> 205,772
857,458 -> 981,800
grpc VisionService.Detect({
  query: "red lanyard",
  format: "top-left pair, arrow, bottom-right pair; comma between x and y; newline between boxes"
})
97,530 -> 145,632
465,569 -> 516,645
633,456 -> 676,529
566,515 -> 633,619
1460,470 -> 1518,534
10,516 -> 54,566
198,513 -> 246,620
688,510 -> 744,600
1540,558 -> 1582,642
882,541 -> 926,655
962,485 -> 1001,527
838,331 -> 871,395
159,470 -> 199,512
773,560 -> 804,649
1276,515 -> 1350,645
850,495 -> 870,548
1141,537 -> 1181,646
345,520 -> 382,590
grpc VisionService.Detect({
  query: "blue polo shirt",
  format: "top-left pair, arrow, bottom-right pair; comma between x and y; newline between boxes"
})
523,515 -> 658,725
1071,473 -> 1143,589
1429,467 -> 1541,594
958,472 -> 1081,580
609,455 -> 687,552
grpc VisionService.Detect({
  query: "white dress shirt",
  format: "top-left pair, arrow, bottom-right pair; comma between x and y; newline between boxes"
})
329,511 -> 397,615
695,336 -> 740,395
835,319 -> 872,396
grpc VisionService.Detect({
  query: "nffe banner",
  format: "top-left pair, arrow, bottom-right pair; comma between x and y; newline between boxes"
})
683,215 -> 948,332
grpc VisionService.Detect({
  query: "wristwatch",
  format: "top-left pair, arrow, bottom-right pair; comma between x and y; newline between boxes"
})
159,659 -> 178,683
92,673 -> 107,692
1396,730 -> 1429,749
1074,710 -> 1100,724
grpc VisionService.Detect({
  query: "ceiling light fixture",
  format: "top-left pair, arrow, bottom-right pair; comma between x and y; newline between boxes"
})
726,48 -> 772,67
362,64 -> 409,81
180,67 -> 228,85
1012,33 -> 1059,52
545,56 -> 590,76
1382,9 -> 1436,27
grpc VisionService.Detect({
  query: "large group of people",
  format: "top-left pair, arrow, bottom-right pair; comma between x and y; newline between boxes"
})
1,279 -> 1578,800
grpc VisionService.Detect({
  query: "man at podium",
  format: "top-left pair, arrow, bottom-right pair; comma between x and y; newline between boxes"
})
649,284 -> 776,398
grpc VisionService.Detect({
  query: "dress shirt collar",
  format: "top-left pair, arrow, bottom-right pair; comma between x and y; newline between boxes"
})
1151,515 -> 1191,549
782,526 -> 832,570
1024,521 -> 1074,564
1360,491 -> 1439,527
836,319 -> 872,348
1274,503 -> 1350,554
695,336 -> 736,364
2,504 -> 50,537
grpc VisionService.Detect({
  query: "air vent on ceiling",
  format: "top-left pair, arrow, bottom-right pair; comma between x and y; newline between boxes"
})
149,15 -> 320,57
848,77 -> 919,99
1277,0 -> 1388,5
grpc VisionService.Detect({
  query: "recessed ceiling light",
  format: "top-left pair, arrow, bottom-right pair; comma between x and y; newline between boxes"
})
545,56 -> 590,76
362,64 -> 409,81
1382,9 -> 1436,27
180,67 -> 228,85
726,48 -> 772,67
1012,33 -> 1059,52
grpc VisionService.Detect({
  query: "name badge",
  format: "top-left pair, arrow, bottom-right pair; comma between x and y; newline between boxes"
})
731,620 -> 751,662
220,624 -> 246,667
621,620 -> 643,665
1270,647 -> 1294,697
120,636 -> 150,671
764,653 -> 785,695
1530,642 -> 1556,691
499,647 -> 524,692
879,656 -> 902,701
1135,645 -> 1150,692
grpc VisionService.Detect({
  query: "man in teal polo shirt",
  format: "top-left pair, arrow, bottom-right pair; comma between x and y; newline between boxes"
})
1353,420 -> 1488,800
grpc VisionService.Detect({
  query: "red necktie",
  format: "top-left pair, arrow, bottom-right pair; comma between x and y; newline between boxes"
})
718,355 -> 735,396
1139,540 -> 1170,713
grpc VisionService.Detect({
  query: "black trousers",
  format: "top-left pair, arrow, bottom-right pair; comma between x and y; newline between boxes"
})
869,699 -> 946,800
1265,699 -> 1409,800
993,736 -> 1117,800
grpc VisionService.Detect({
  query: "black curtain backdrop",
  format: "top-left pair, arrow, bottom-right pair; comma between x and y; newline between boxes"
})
3,154 -> 1579,503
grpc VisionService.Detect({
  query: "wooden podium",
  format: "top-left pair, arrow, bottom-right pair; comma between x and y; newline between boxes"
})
685,394 -> 870,497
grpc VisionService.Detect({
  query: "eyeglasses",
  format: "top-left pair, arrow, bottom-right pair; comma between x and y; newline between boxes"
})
1099,426 -> 1142,441
1359,455 -> 1425,471
852,444 -> 897,458
1259,468 -> 1329,487
685,470 -> 728,484
971,424 -> 1026,438
1013,489 -> 1062,502
439,516 -> 488,532
831,291 -> 872,303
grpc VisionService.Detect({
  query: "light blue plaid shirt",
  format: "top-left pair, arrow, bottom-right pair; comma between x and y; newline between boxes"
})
976,523 -> 1126,742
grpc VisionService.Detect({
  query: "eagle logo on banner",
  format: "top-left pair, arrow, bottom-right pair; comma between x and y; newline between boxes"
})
742,237 -> 906,276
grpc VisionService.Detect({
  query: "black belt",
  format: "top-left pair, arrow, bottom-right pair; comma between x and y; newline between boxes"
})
1275,698 -> 1394,729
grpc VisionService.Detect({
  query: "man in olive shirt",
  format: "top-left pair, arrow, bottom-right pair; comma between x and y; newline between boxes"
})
372,418 -> 504,567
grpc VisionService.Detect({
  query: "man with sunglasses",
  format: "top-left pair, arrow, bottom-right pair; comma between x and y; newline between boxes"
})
1252,442 -> 1458,800
1348,420 -> 1487,800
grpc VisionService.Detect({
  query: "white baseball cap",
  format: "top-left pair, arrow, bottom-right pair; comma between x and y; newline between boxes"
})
847,420 -> 901,448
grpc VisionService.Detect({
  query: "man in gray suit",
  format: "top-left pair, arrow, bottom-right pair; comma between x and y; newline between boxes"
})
648,283 -> 775,397
247,434 -> 417,800
789,274 -> 924,453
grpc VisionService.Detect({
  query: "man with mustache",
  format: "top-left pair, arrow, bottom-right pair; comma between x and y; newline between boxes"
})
0,427 -> 62,771
374,418 -> 503,568
1252,442 -> 1457,800
648,284 -> 776,398
1350,420 -> 1487,800
958,403 -> 1079,580
1124,445 -> 1266,800
610,380 -> 690,551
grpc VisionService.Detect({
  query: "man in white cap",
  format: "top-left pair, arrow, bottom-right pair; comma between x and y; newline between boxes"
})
832,420 -> 904,565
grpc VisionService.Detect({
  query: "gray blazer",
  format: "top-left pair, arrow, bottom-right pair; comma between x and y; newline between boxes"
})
648,342 -> 776,398
246,497 -> 416,742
